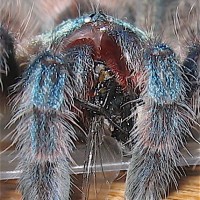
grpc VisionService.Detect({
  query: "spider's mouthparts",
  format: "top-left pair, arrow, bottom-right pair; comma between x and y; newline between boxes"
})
61,20 -> 133,87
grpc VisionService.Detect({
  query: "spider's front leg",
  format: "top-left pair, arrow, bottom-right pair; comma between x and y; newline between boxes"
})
125,43 -> 194,200
11,48 -> 93,199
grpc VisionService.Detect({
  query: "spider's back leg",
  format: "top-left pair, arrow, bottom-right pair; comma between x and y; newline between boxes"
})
183,44 -> 200,119
183,44 -> 200,98
0,26 -> 19,93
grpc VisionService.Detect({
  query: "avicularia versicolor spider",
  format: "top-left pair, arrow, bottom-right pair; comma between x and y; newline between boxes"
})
0,1 -> 199,200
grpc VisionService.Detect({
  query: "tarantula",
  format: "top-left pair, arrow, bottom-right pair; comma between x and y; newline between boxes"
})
0,1 -> 199,200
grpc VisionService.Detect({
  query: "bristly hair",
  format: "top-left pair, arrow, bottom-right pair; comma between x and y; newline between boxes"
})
82,116 -> 123,200
10,50 -> 81,200
0,25 -> 19,93
173,0 -> 199,58
0,0 -> 44,41
173,0 -> 200,123
125,39 -> 195,200
54,0 -> 137,25
1,1 -> 199,200
0,0 -> 50,93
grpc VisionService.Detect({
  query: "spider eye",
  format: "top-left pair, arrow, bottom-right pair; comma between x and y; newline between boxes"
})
89,11 -> 106,20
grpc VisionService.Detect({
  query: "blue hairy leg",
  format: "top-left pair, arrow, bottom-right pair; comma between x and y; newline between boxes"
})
11,50 -> 79,200
11,41 -> 96,199
125,43 -> 194,200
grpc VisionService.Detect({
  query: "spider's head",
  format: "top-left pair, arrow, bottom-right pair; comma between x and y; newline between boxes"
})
54,12 -> 145,89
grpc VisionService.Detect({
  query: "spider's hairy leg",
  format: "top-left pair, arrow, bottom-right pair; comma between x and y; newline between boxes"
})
0,25 -> 19,93
173,0 -> 200,120
125,43 -> 193,200
183,44 -> 200,119
11,50 -> 79,200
